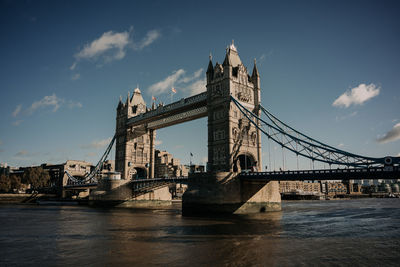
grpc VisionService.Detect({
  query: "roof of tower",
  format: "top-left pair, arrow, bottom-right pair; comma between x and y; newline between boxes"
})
207,54 -> 214,73
252,58 -> 260,77
223,40 -> 242,67
130,87 -> 146,107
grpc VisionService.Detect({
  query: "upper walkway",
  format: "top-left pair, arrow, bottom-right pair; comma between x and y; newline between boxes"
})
239,166 -> 400,181
127,92 -> 207,129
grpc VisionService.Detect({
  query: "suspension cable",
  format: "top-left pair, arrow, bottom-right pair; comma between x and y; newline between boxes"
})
231,96 -> 398,167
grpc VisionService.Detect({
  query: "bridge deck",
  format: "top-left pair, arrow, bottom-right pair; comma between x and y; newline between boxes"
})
240,167 -> 400,181
127,92 -> 207,129
64,177 -> 189,190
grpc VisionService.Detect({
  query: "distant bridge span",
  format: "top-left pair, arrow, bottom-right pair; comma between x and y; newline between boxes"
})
240,166 -> 400,182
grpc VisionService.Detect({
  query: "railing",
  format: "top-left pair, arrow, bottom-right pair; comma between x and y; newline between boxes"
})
127,92 -> 207,125
64,177 -> 188,189
231,95 -> 400,167
240,166 -> 400,181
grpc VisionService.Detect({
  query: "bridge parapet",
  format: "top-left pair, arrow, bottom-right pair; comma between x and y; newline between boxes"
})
127,92 -> 207,127
240,166 -> 400,181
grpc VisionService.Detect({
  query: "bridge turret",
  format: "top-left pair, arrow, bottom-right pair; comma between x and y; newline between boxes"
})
115,87 -> 154,180
251,59 -> 260,88
207,42 -> 262,173
206,54 -> 214,84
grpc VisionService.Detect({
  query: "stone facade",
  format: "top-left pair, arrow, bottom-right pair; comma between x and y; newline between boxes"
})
279,181 -> 321,194
115,88 -> 156,179
206,42 -> 262,172
155,150 -> 188,178
183,43 -> 281,215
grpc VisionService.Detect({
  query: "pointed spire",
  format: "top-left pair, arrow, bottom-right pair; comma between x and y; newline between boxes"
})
117,95 -> 123,109
223,51 -> 231,66
207,53 -> 214,73
230,39 -> 237,52
126,91 -> 130,105
252,58 -> 259,77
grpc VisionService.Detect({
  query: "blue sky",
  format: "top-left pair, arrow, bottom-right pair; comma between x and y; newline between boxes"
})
0,0 -> 399,170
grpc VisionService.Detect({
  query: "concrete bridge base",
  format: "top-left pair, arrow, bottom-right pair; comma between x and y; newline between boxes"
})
182,172 -> 281,215
89,178 -> 172,207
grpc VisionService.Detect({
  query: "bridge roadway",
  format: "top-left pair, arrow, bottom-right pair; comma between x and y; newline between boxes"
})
239,166 -> 400,181
64,167 -> 399,191
64,177 -> 189,190
127,92 -> 207,129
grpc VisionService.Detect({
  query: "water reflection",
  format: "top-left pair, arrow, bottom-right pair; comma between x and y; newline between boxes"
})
1,199 -> 399,266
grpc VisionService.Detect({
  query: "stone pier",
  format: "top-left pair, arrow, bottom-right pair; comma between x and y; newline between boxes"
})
89,178 -> 172,207
182,172 -> 281,215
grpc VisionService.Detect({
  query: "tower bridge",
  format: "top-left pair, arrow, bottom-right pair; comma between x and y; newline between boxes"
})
66,42 -> 399,214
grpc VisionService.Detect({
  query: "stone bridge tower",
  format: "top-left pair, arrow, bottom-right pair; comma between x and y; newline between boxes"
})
207,42 -> 262,173
184,43 -> 280,215
115,88 -> 155,179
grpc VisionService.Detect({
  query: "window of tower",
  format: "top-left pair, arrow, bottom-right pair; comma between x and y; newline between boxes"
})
232,67 -> 238,77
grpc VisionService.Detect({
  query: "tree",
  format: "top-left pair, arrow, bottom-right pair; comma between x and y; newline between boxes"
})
10,175 -> 21,192
0,174 -> 11,193
22,167 -> 50,189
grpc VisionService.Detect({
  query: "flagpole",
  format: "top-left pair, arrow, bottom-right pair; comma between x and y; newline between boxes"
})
190,152 -> 192,172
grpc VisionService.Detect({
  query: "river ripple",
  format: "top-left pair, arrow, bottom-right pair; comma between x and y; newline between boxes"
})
0,198 -> 399,266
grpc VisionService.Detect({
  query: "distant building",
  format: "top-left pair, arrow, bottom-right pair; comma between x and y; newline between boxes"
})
324,181 -> 347,196
279,181 -> 321,195
13,160 -> 93,196
102,160 -> 115,173
0,163 -> 10,176
155,150 -> 188,178
343,181 -> 362,194
188,164 -> 205,174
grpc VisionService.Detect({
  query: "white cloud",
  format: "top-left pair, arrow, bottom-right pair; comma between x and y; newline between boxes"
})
86,152 -> 97,157
154,140 -> 163,146
377,123 -> 400,144
134,30 -> 161,50
180,68 -> 203,83
187,78 -> 206,96
12,120 -> 23,126
29,94 -> 63,114
338,143 -> 345,148
148,69 -> 185,95
148,68 -> 205,96
81,137 -> 112,149
15,150 -> 29,157
12,104 -> 22,117
333,83 -> 380,108
25,94 -> 82,115
75,30 -> 130,61
71,73 -> 80,80
72,28 -> 160,68
68,101 -> 82,109
70,62 -> 77,71
335,111 -> 358,121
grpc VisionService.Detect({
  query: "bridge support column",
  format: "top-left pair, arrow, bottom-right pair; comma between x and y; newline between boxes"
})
182,172 -> 281,215
149,129 -> 155,179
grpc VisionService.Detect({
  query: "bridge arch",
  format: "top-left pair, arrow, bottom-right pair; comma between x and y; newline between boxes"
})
234,153 -> 256,172
133,167 -> 147,179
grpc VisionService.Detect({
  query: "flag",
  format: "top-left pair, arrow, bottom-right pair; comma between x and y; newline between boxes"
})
152,96 -> 156,101
172,87 -> 177,93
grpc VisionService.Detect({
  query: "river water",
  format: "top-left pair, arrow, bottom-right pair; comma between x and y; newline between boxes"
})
0,199 -> 399,266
